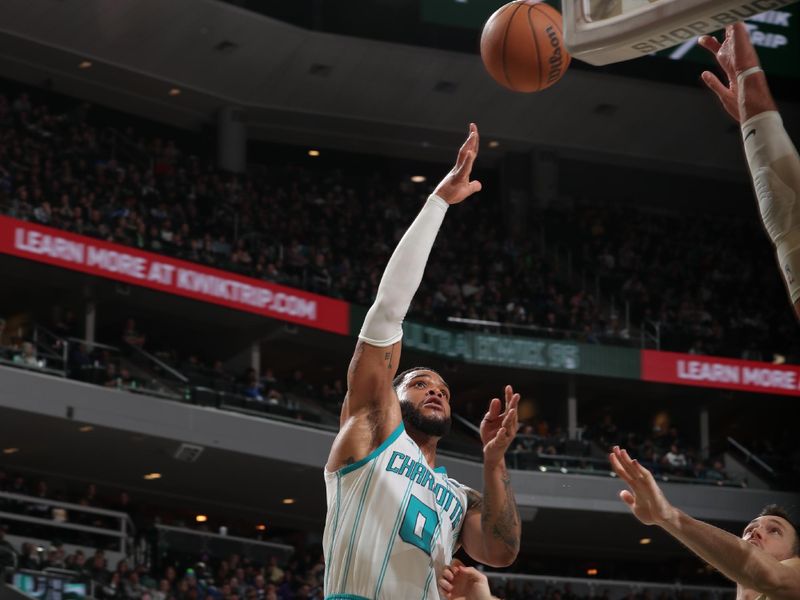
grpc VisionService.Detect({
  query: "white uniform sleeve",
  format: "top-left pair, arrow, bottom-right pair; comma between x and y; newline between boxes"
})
359,195 -> 449,346
742,111 -> 800,303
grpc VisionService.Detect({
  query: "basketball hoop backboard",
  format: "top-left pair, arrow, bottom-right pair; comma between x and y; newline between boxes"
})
563,0 -> 799,65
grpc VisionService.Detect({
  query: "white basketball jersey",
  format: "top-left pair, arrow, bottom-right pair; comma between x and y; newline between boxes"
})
323,423 -> 471,600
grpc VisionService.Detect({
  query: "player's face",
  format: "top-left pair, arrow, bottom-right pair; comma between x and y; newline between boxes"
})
742,516 -> 798,561
398,370 -> 452,437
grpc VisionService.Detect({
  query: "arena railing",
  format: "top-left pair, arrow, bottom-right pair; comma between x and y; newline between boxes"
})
484,571 -> 734,600
0,491 -> 134,566
154,524 -> 294,563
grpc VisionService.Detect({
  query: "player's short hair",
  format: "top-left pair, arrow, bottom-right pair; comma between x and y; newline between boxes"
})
757,504 -> 800,556
392,366 -> 444,391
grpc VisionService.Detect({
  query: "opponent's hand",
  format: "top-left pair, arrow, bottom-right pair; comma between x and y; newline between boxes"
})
698,23 -> 760,123
433,123 -> 482,205
480,385 -> 520,465
438,560 -> 493,600
609,446 -> 678,527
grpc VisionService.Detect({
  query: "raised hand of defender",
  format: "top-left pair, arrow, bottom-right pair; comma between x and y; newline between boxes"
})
698,23 -> 760,122
433,123 -> 483,205
609,446 -> 677,527
480,385 -> 520,464
439,560 -> 493,600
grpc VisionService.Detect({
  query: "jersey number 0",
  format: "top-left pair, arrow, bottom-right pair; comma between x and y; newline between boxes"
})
399,494 -> 439,555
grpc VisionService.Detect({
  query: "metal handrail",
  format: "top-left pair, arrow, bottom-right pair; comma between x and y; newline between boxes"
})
0,491 -> 135,523
483,571 -> 733,595
155,524 -> 294,554
727,436 -> 776,475
124,342 -> 189,384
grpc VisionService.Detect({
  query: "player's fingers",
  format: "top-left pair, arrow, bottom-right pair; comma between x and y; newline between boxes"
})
470,122 -> 480,157
468,180 -> 482,195
451,559 -> 465,569
484,397 -> 501,420
697,35 -> 721,55
456,146 -> 477,180
619,489 -> 636,507
609,452 -> 635,485
620,449 -> 642,478
501,408 -> 517,431
701,71 -> 730,97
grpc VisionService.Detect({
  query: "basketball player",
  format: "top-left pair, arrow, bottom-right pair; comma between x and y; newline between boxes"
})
698,23 -> 800,319
323,124 -> 521,600
610,446 -> 800,600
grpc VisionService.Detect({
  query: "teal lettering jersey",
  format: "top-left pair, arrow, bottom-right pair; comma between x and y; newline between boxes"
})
323,423 -> 471,600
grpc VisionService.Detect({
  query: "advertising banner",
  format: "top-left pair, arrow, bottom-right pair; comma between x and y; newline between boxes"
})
0,216 -> 350,335
642,350 -> 800,396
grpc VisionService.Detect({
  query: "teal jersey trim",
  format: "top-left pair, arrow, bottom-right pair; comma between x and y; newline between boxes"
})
340,458 -> 379,593
325,595 -> 371,600
373,447 -> 421,598
339,422 -> 405,476
324,475 -> 342,586
433,466 -> 447,475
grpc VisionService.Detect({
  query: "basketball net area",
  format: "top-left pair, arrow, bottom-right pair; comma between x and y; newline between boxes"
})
562,0 -> 799,64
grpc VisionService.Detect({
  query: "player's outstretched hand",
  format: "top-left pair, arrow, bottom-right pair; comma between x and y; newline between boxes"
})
698,23 -> 760,123
438,560 -> 494,600
609,446 -> 678,527
480,384 -> 520,465
433,123 -> 482,205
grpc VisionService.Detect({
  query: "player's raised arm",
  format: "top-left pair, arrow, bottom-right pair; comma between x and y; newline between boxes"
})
610,446 -> 800,600
326,124 -> 482,472
699,23 -> 800,320
459,385 -> 522,567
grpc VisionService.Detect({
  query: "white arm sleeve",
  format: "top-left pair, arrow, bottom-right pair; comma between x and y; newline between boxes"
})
742,111 -> 800,303
358,194 -> 449,346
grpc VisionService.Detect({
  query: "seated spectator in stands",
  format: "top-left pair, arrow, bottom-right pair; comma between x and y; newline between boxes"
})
69,343 -> 92,378
704,459 -> 728,482
13,341 -> 39,367
241,368 -> 264,402
17,542 -> 40,570
288,370 -> 314,397
662,444 -> 689,475
0,525 -> 17,569
124,571 -> 145,600
26,480 -> 51,519
104,363 -> 120,387
0,317 -> 7,347
265,556 -> 283,585
44,544 -> 66,569
102,571 -> 124,599
67,549 -> 91,583
122,318 -> 146,348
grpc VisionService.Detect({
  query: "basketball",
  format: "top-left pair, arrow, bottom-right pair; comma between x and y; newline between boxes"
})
480,0 -> 571,93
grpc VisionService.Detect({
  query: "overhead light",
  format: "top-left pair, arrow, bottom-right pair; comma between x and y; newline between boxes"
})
410,176 -> 426,183
538,466 -> 547,472
3,448 -> 19,455
79,425 -> 94,432
282,498 -> 296,505
168,88 -> 182,96
586,568 -> 598,576
256,524 -> 267,531
78,61 -> 92,69
143,473 -> 162,480
488,140 -> 500,148
195,515 -> 208,523
308,150 -> 320,157
640,538 -> 652,545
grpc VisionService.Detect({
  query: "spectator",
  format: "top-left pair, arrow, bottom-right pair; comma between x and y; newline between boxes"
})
662,443 -> 689,475
13,341 -> 39,367
122,318 -> 146,348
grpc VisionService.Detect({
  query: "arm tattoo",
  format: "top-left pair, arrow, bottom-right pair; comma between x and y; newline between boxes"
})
466,488 -> 483,512
482,470 -> 520,556
385,346 -> 395,369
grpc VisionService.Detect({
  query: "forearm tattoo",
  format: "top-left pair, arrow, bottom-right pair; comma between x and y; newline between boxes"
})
481,469 -> 520,556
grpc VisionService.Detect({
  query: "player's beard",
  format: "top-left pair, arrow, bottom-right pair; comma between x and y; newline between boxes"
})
400,400 -> 452,437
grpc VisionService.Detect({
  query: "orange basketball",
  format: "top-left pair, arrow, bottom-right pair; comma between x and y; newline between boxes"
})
480,1 -> 571,93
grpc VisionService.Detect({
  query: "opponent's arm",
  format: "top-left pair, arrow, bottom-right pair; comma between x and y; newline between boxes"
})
327,124 -> 482,470
610,447 -> 800,600
700,23 -> 800,319
460,386 -> 521,567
